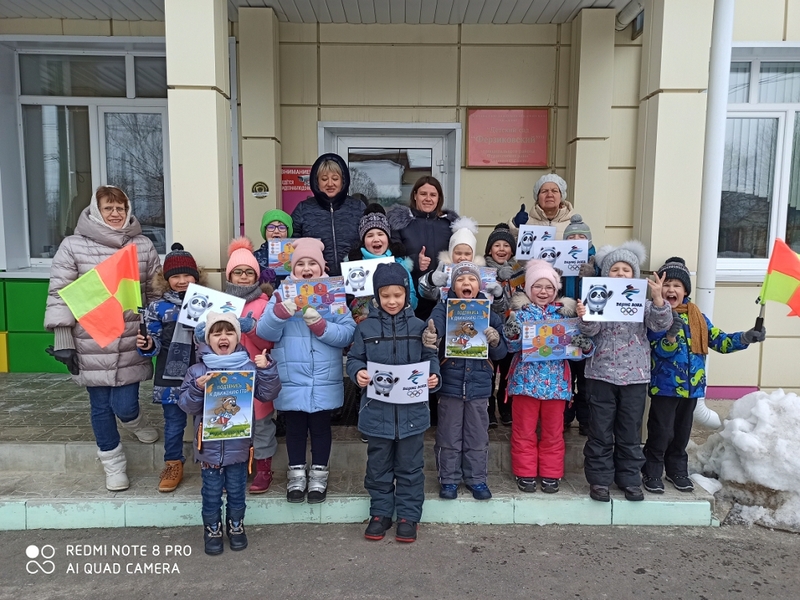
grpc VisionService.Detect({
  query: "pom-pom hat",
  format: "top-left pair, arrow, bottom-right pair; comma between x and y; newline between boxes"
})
358,204 -> 391,241
595,240 -> 647,279
563,214 -> 592,245
657,256 -> 692,296
163,243 -> 199,281
226,237 -> 260,280
485,223 -> 516,255
448,216 -> 479,256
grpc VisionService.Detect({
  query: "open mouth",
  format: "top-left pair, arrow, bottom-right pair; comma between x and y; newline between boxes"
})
460,288 -> 475,298
301,273 -> 313,279
665,292 -> 680,305
368,242 -> 384,253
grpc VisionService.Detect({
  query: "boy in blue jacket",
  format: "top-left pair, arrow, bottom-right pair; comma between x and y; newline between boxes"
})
347,262 -> 441,543
425,261 -> 508,501
644,257 -> 765,494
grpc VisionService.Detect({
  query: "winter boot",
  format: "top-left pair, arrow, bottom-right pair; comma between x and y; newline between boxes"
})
226,518 -> 248,551
158,460 -> 183,493
249,458 -> 273,494
364,516 -> 393,541
118,412 -> 159,444
286,464 -> 307,503
395,519 -> 418,543
307,464 -> 329,504
97,443 -> 129,491
203,521 -> 224,556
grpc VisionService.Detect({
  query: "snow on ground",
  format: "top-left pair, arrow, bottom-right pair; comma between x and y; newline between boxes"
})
689,389 -> 800,532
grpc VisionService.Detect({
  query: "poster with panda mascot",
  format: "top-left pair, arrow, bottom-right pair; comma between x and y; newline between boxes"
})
531,239 -> 588,275
580,277 -> 647,323
515,225 -> 556,260
341,256 -> 395,297
178,283 -> 246,328
366,361 -> 430,404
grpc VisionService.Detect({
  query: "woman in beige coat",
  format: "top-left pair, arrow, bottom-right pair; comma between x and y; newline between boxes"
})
509,174 -> 576,239
45,185 -> 161,491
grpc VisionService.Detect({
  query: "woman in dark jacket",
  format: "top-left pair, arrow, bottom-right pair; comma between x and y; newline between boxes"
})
291,153 -> 364,276
387,176 -> 458,320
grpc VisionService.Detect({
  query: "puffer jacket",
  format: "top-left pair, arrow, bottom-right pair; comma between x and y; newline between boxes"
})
256,289 -> 356,413
178,344 -> 281,467
508,200 -> 576,239
346,301 -> 441,440
290,153 -> 364,276
44,207 -> 161,387
578,299 -> 672,386
387,204 -> 459,283
429,290 -> 508,400
505,293 -> 592,400
648,303 -> 749,398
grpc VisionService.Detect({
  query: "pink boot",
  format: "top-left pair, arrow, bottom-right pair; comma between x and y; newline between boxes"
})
249,457 -> 273,494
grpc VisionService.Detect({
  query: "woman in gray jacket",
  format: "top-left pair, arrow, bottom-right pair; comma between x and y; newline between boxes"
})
44,185 -> 161,492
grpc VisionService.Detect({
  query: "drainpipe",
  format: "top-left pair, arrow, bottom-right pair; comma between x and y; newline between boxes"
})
615,1 -> 644,30
694,0 -> 736,429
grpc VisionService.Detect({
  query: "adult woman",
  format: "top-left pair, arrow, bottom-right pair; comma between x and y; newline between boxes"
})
387,176 -> 459,320
45,185 -> 161,492
510,174 -> 576,239
291,153 -> 364,277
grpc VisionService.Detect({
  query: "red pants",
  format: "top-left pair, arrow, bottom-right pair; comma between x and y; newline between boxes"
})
510,396 -> 566,478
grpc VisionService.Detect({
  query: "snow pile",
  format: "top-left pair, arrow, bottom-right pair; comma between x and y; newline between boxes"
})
692,389 -> 800,531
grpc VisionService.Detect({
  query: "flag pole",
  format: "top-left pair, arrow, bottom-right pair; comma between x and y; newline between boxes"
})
755,303 -> 766,332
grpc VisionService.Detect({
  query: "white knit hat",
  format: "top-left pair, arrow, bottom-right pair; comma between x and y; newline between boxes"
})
534,174 -> 568,201
448,216 -> 479,257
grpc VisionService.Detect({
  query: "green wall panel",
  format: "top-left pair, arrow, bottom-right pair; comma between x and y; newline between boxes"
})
8,332 -> 67,373
0,281 -> 6,330
6,280 -> 49,333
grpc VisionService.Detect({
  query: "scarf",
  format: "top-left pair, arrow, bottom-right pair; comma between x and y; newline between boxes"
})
675,301 -> 708,355
202,349 -> 252,370
162,291 -> 195,381
225,281 -> 263,304
359,247 -> 393,260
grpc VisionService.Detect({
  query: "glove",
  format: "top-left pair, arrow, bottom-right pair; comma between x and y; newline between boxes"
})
422,319 -> 439,349
741,326 -> 766,344
430,264 -> 449,288
239,311 -> 256,335
46,346 -> 79,375
557,297 -> 577,318
503,311 -> 520,340
273,298 -> 298,320
484,327 -> 500,348
512,203 -> 529,228
302,306 -> 322,326
665,311 -> 683,341
571,334 -> 593,353
484,282 -> 503,298
579,261 -> 596,278
497,263 -> 514,282
194,322 -> 207,344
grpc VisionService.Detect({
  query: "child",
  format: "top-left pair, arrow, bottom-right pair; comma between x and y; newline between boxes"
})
576,241 -> 672,502
225,238 -> 277,494
347,262 -> 441,543
178,312 -> 280,556
483,223 -> 525,428
502,260 -> 593,493
643,257 -> 765,494
346,203 -> 418,323
561,215 -> 597,436
425,261 -> 507,500
256,238 -> 356,503
136,243 -> 201,493
253,209 -> 293,288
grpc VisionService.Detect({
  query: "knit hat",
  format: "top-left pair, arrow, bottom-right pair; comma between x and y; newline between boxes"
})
372,262 -> 410,307
260,209 -> 293,240
290,238 -> 326,272
358,203 -> 391,241
525,259 -> 561,298
563,214 -> 592,245
163,243 -> 199,281
226,237 -> 260,280
448,216 -> 479,257
596,240 -> 647,279
205,311 -> 241,342
534,174 -> 568,201
657,256 -> 692,296
451,261 -> 481,285
484,223 -> 516,255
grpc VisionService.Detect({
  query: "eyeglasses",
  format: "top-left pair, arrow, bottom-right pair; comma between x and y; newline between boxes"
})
101,205 -> 126,214
232,269 -> 257,277
266,224 -> 288,232
531,285 -> 556,293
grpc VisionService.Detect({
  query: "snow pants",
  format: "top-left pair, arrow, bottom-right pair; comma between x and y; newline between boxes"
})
510,396 -> 566,478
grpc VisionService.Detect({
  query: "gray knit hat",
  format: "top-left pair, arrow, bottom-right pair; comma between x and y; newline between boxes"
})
358,204 -> 391,242
596,240 -> 647,279
451,261 -> 481,284
657,257 -> 691,296
563,214 -> 592,245
534,174 -> 567,201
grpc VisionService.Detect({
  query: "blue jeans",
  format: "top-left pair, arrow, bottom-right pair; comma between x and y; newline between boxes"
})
200,462 -> 248,525
87,383 -> 141,452
162,403 -> 187,463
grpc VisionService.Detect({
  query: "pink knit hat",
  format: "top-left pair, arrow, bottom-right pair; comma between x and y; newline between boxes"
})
226,237 -> 261,280
525,259 -> 561,298
290,238 -> 326,273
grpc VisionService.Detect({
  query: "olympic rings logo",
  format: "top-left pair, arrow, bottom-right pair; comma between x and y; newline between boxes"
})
620,306 -> 639,316
26,544 -> 55,574
406,389 -> 423,398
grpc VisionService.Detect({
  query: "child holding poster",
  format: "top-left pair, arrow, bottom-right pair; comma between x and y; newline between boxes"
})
178,312 -> 280,556
575,241 -> 672,503
257,238 -> 356,504
253,209 -> 293,287
502,260 -> 593,494
346,263 -> 440,543
426,262 -> 507,501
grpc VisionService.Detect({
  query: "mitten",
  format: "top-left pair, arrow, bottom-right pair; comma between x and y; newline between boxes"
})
484,327 -> 500,348
302,306 -> 326,336
497,263 -> 514,281
194,322 -> 207,344
741,326 -> 766,344
512,203 -> 529,228
571,334 -> 593,353
484,282 -> 503,298
422,319 -> 439,349
665,311 -> 683,341
239,311 -> 256,335
273,298 -> 298,320
503,311 -> 520,340
579,256 -> 596,278
431,264 -> 449,287
557,297 -> 577,317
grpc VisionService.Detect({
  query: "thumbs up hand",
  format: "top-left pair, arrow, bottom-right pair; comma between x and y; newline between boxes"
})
254,348 -> 270,369
422,319 -> 439,349
513,203 -> 529,227
418,246 -> 431,272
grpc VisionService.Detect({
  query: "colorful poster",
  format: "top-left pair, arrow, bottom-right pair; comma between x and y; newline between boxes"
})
531,239 -> 589,275
365,360 -> 430,404
280,276 -> 347,317
178,283 -> 246,328
202,370 -> 255,441
268,238 -> 298,276
581,277 -> 648,323
341,257 -> 395,297
522,318 -> 582,362
444,298 -> 491,359
440,266 -> 498,301
515,225 -> 557,260
466,108 -> 549,168
281,166 -> 312,216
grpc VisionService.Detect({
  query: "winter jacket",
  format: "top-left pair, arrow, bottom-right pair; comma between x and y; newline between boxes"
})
578,299 -> 672,386
505,293 -> 592,401
253,241 -> 287,288
346,302 -> 441,440
44,207 -> 161,387
508,200 -> 576,239
345,244 -> 418,321
648,303 -> 750,398
418,253 -> 487,302
429,290 -> 508,400
290,153 -> 364,276
178,345 -> 281,467
240,292 -> 275,419
387,204 -> 459,283
484,255 -> 526,316
256,289 -> 356,413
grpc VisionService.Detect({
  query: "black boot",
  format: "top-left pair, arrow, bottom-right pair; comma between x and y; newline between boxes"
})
203,522 -> 224,556
226,518 -> 248,551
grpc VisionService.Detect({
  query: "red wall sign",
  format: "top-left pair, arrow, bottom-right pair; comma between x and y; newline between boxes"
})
281,166 -> 312,216
466,108 -> 549,168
